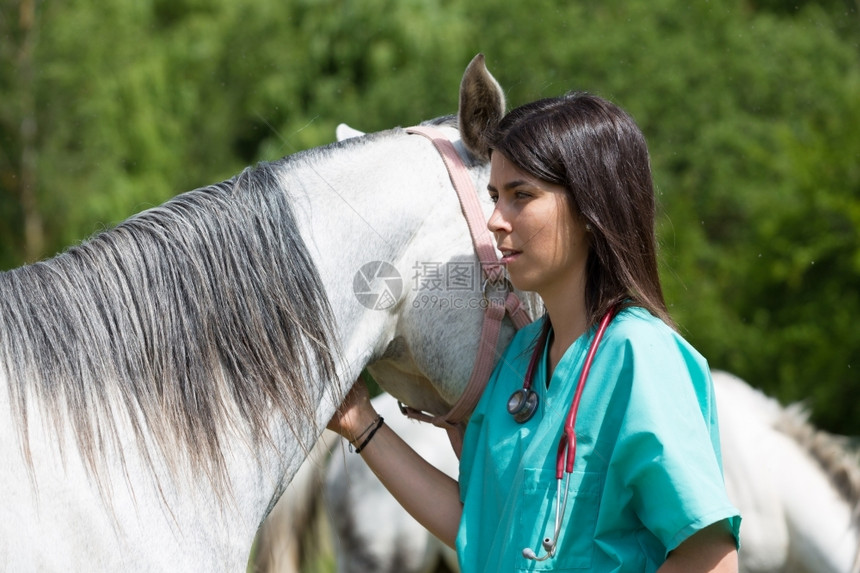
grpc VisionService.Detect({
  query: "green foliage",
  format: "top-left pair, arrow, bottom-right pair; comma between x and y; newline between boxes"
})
1,0 -> 858,433
457,0 -> 860,431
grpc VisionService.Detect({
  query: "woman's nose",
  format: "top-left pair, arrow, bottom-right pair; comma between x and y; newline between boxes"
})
487,205 -> 511,236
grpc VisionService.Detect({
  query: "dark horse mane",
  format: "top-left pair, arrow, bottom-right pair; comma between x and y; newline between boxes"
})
775,402 -> 860,523
0,149 -> 341,492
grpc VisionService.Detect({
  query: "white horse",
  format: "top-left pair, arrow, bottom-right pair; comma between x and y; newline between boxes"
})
0,54 -> 530,571
325,393 -> 459,573
250,393 -> 458,573
250,431 -> 338,573
312,372 -> 860,573
716,371 -> 860,573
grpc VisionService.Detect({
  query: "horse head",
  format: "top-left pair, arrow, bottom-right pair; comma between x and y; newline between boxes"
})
352,55 -> 535,419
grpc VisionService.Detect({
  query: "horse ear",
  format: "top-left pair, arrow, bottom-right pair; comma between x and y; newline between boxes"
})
336,123 -> 365,141
458,54 -> 506,162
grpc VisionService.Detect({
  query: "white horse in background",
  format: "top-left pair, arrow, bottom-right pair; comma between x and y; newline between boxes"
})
291,372 -> 859,573
716,371 -> 860,573
0,54 -> 534,571
250,393 -> 458,573
250,431 -> 338,573
325,394 -> 459,573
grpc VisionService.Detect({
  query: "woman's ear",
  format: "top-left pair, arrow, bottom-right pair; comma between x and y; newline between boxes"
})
458,54 -> 506,162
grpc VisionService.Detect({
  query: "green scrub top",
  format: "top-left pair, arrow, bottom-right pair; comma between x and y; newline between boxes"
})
456,307 -> 741,572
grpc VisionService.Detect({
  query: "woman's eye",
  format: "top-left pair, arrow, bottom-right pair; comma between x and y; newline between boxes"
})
488,194 -> 499,204
515,191 -> 531,200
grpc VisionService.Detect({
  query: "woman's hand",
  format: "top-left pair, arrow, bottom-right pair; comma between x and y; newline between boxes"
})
327,376 -> 379,443
326,375 -> 463,549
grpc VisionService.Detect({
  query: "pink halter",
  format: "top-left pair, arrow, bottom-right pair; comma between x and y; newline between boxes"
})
401,125 -> 532,457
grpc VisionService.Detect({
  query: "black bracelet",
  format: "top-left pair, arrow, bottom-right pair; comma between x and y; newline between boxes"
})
352,415 -> 381,443
353,416 -> 385,454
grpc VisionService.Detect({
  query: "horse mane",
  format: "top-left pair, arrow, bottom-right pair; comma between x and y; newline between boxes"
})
775,402 -> 860,522
0,154 -> 339,493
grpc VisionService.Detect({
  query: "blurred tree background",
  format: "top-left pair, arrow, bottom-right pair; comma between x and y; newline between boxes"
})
1,0 -> 858,435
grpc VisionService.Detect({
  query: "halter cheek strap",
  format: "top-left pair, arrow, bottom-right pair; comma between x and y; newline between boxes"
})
400,125 -> 531,457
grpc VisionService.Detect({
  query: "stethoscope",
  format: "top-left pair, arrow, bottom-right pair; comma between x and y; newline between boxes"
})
507,307 -> 617,562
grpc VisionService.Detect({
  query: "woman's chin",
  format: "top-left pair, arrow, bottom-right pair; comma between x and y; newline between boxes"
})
504,271 -> 530,294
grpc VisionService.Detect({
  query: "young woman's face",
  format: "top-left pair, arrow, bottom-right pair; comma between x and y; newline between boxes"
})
486,152 -> 589,299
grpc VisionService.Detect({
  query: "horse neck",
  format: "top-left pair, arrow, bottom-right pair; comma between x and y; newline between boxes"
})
288,129 -> 485,401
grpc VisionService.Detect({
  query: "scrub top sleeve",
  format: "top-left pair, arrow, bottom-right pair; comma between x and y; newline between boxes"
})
611,332 -> 740,552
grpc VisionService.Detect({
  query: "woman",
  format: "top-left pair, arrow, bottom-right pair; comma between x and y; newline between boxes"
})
328,92 -> 740,572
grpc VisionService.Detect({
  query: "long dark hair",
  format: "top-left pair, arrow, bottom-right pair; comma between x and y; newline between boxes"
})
490,92 -> 674,330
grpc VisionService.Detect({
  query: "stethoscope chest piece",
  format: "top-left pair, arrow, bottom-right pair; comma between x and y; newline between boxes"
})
508,319 -> 552,425
507,388 -> 539,423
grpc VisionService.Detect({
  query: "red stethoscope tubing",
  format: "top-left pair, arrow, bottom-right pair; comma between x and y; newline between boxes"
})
555,307 -> 616,479
519,306 -> 617,562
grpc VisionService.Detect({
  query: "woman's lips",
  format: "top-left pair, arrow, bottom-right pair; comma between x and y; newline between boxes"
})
499,249 -> 521,264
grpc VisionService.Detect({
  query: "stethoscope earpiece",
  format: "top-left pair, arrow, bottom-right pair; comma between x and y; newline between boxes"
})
542,537 -> 557,553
